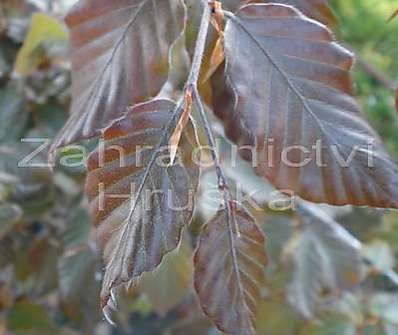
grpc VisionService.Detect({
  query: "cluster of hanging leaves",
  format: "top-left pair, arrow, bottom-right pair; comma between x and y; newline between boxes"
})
0,0 -> 391,334
43,0 -> 398,333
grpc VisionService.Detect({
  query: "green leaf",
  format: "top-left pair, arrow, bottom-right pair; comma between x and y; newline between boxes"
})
256,299 -> 302,335
0,203 -> 23,239
141,236 -> 193,316
58,245 -> 101,325
0,81 -> 27,143
7,301 -> 57,335
14,12 -> 68,76
61,207 -> 91,249
0,38 -> 19,77
0,144 -> 54,214
364,325 -> 387,335
34,103 -> 67,138
299,315 -> 356,335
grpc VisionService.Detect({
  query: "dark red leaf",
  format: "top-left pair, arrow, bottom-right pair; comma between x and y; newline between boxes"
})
214,4 -> 398,208
51,0 -> 186,152
194,202 -> 267,335
85,99 -> 200,310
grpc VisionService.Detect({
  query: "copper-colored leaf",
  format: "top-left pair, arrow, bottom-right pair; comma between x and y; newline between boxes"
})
224,0 -> 336,27
50,0 -> 186,152
194,203 -> 267,335
216,4 -> 398,208
169,87 -> 193,164
200,1 -> 225,82
209,0 -> 224,34
202,37 -> 225,83
85,99 -> 200,310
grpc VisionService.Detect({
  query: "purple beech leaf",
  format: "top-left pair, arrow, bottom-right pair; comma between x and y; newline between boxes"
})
50,0 -> 186,152
215,4 -> 398,208
194,202 -> 267,335
85,99 -> 200,310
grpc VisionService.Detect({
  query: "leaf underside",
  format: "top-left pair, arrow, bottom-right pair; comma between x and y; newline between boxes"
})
194,203 -> 267,335
215,4 -> 398,208
50,0 -> 186,151
85,99 -> 200,309
288,203 -> 362,317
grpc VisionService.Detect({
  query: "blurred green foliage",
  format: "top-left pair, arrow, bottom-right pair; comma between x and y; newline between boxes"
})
332,0 -> 398,159
0,0 -> 398,335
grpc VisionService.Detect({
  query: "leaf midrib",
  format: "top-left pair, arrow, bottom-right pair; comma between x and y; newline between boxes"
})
224,205 -> 257,333
73,0 -> 149,119
103,101 -> 186,297
225,11 -> 339,148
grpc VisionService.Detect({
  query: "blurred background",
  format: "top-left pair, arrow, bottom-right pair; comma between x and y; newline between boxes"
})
0,0 -> 398,334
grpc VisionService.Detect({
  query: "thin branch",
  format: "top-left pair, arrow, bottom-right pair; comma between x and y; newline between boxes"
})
193,85 -> 254,332
186,1 -> 211,86
191,4 -> 238,218
103,4 -> 213,320
126,1 -> 212,223
192,88 -> 228,191
187,1 -> 231,193
190,3 -> 252,325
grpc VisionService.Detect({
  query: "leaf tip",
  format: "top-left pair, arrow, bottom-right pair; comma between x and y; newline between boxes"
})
102,305 -> 116,327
